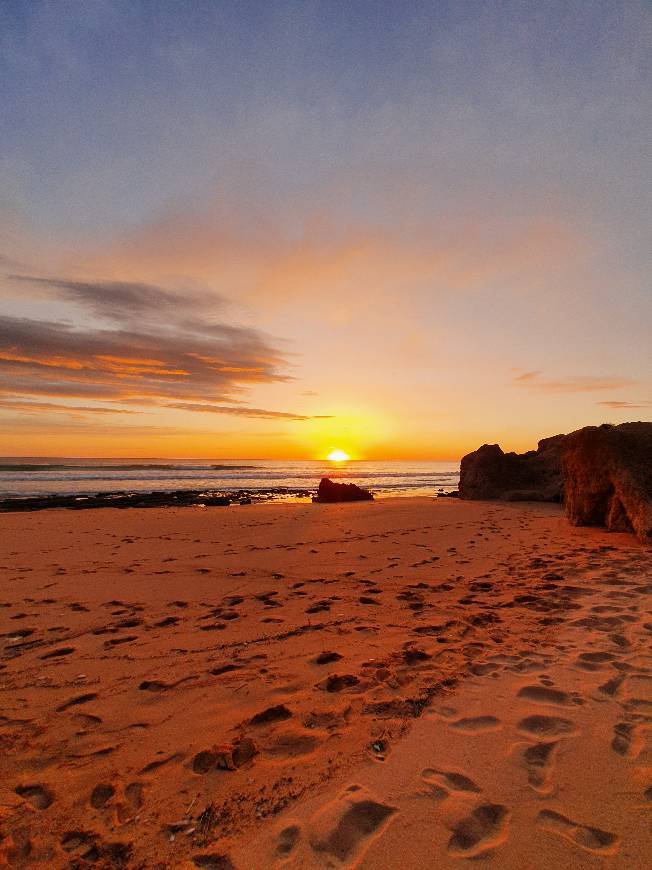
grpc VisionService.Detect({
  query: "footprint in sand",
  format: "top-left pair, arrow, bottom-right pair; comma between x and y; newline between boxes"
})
40,646 -> 76,660
576,651 -> 617,671
250,704 -> 292,726
450,716 -> 502,734
421,768 -> 481,793
153,615 -> 179,629
90,783 -> 115,809
276,823 -> 302,857
470,662 -> 499,676
56,692 -> 98,712
625,697 -> 652,715
403,647 -> 431,665
15,784 -> 54,809
611,722 -> 644,758
116,781 -> 144,822
309,786 -> 396,863
312,651 -> 343,665
138,674 -> 196,692
76,712 -> 102,727
192,854 -> 236,869
306,601 -> 330,614
125,782 -> 144,809
517,685 -> 584,707
320,674 -> 360,693
447,803 -> 510,858
598,674 -> 625,696
104,634 -> 138,648
523,741 -> 559,792
609,632 -> 630,648
517,715 -> 578,738
139,753 -> 182,775
210,663 -> 241,677
264,729 -> 322,759
536,809 -> 619,855
60,831 -> 99,860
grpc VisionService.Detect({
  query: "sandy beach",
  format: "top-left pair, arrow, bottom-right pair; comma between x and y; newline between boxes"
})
1,498 -> 650,868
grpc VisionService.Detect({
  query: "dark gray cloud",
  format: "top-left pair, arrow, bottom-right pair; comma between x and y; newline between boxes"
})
0,313 -> 285,401
0,277 -> 318,421
10,275 -> 225,328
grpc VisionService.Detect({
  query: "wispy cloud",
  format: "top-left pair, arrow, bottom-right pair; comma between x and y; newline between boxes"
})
513,371 -> 542,382
0,276 -> 316,421
514,371 -> 636,393
167,402 -> 331,420
597,400 -> 652,409
0,399 -> 138,416
10,275 -> 225,327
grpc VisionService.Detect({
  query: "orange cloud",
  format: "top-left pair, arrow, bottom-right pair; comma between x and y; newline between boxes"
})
73,193 -> 586,318
597,400 -> 651,409
166,402 -> 331,420
515,372 -> 636,393
0,399 -> 138,416
0,278 -> 306,422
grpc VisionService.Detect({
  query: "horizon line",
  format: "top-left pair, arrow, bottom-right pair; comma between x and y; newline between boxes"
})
0,455 -> 462,463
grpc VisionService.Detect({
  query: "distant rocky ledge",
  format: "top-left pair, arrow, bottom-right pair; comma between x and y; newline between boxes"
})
460,422 -> 652,543
0,488 -> 313,512
0,478 -> 377,511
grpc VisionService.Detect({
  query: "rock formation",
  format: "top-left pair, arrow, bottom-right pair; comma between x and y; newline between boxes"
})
459,435 -> 564,502
459,422 -> 652,543
562,422 -> 652,543
314,478 -> 373,503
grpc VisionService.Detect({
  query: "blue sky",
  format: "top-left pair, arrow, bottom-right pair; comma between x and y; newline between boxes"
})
0,1 -> 650,457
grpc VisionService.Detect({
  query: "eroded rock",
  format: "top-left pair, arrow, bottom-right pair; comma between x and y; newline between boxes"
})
314,478 -> 373,503
562,422 -> 652,543
459,435 -> 564,501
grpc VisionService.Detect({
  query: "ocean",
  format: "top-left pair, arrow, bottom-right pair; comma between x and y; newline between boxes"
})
0,458 -> 460,501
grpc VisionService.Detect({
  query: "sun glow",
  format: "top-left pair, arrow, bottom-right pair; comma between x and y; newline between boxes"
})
326,448 -> 350,462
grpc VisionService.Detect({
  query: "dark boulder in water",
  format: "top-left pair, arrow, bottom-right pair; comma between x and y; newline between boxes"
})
561,422 -> 652,544
314,478 -> 373,503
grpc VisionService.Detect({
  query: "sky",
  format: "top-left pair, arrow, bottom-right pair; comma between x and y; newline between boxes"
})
0,0 -> 650,460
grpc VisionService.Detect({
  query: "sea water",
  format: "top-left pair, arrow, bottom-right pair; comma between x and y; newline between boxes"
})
0,458 -> 460,500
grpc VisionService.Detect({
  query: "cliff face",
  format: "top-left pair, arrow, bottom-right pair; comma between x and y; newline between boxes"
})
459,422 -> 652,543
459,434 -> 564,502
562,423 -> 652,543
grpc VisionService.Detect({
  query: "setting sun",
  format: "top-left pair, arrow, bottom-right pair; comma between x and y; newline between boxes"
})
326,448 -> 350,462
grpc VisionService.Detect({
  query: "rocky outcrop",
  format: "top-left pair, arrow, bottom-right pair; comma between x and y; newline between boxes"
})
459,422 -> 652,543
314,478 -> 373,503
562,423 -> 652,543
0,491 -> 230,511
459,435 -> 564,502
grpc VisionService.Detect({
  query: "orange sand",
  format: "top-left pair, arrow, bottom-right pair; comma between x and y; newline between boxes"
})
0,498 -> 650,868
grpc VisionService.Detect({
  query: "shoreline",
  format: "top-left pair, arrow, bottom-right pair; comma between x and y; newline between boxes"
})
0,488 -> 313,512
0,489 -> 459,513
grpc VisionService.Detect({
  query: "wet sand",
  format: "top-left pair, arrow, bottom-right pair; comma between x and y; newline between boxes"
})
0,498 -> 650,868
